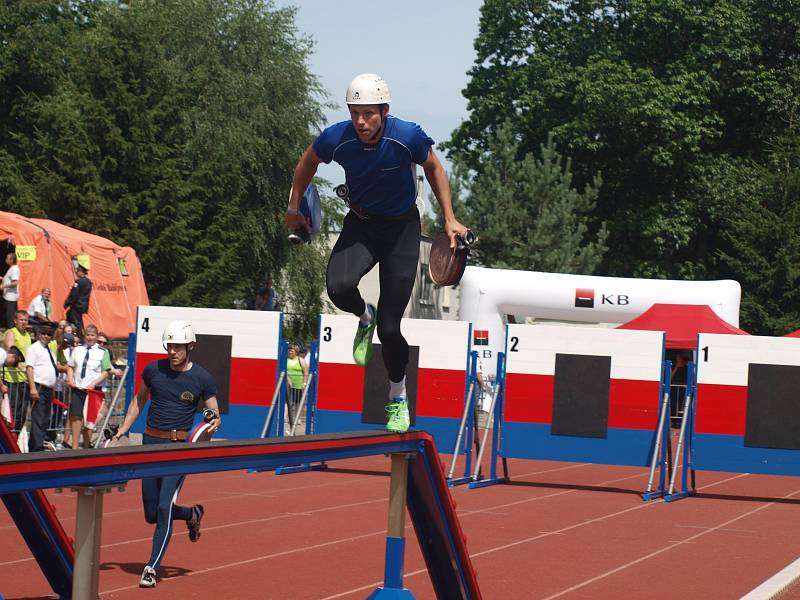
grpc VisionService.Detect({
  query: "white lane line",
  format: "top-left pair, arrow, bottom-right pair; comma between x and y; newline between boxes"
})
0,496 -> 387,567
542,482 -> 800,599
100,528 -> 388,595
317,473 -> 752,600
740,557 -> 800,600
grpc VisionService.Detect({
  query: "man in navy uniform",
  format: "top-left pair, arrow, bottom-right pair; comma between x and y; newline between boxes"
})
115,320 -> 222,588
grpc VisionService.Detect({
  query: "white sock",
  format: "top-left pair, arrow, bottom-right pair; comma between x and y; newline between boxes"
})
359,304 -> 373,326
389,377 -> 406,401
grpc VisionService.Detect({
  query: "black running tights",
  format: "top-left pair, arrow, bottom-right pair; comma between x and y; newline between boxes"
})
326,210 -> 420,383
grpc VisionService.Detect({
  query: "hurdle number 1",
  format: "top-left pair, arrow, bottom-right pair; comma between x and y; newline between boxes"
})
702,346 -> 709,362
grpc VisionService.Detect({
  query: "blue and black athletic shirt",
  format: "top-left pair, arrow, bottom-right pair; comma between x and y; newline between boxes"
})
313,115 -> 434,217
143,359 -> 217,432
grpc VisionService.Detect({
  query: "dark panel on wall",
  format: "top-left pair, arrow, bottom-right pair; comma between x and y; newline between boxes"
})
745,363 -> 800,450
192,334 -> 232,414
362,345 -> 419,427
551,353 -> 611,438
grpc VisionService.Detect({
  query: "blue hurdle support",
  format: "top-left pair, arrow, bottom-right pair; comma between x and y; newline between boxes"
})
665,361 -> 698,502
448,352 -> 479,487
0,430 -> 482,600
469,352 -> 509,489
367,453 -> 416,599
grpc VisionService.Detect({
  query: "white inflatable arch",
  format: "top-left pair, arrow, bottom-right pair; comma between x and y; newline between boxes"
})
458,266 -> 741,379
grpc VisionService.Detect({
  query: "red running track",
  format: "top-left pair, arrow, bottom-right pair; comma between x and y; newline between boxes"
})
4,438 -> 800,599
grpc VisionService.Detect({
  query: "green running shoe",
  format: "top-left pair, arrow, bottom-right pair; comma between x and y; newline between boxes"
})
352,303 -> 377,366
386,397 -> 410,433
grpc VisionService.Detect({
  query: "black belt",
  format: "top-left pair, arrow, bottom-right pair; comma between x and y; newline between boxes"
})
348,204 -> 418,221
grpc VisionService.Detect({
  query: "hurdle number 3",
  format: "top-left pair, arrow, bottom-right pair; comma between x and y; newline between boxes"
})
323,326 -> 332,342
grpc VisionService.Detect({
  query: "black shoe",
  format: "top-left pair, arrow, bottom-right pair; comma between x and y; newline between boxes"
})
187,504 -> 204,542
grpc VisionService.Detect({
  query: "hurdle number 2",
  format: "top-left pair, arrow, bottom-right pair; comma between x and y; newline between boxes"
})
509,336 -> 519,352
323,326 -> 332,342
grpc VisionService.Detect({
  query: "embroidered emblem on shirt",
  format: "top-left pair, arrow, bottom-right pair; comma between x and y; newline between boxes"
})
179,391 -> 195,403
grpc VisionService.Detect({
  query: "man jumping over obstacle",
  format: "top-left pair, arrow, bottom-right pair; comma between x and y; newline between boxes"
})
286,73 -> 468,433
114,320 -> 221,588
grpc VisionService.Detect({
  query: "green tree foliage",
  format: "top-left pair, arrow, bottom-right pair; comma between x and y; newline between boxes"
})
714,118 -> 800,335
277,237 -> 332,345
0,0 -> 326,311
448,0 -> 800,298
459,124 -> 607,272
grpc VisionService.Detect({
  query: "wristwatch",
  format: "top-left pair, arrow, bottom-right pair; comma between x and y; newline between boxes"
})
286,207 -> 301,216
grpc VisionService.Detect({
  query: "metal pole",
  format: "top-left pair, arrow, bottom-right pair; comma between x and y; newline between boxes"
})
669,388 -> 694,495
260,371 -> 285,439
93,366 -> 130,448
288,373 -> 314,437
448,383 -> 474,479
645,390 -> 670,493
472,385 -> 499,481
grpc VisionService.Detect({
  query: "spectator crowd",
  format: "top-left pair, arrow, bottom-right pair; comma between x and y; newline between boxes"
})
0,254 -> 126,452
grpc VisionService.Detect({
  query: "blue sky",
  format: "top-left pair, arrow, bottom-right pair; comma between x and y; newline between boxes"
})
275,0 -> 484,187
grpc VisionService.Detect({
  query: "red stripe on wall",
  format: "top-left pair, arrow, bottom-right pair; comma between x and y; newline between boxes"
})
694,383 -> 747,435
505,373 -> 553,423
504,373 -> 660,430
608,379 -> 660,429
317,363 -> 365,412
135,353 -> 277,407
417,369 -> 467,418
316,363 -> 467,418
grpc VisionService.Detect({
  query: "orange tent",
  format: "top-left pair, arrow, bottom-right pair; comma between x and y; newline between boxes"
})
0,211 -> 149,338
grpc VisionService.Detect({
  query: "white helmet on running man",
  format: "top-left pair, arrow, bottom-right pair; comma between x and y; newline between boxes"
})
346,73 -> 391,105
162,320 -> 196,346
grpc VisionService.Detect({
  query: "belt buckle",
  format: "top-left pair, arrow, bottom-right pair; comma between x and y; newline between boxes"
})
169,430 -> 179,441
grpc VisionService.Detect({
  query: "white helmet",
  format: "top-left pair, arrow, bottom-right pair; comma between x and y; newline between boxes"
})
162,320 -> 196,346
345,73 -> 391,105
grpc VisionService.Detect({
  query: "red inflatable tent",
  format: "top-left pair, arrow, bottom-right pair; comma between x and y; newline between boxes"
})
617,303 -> 748,349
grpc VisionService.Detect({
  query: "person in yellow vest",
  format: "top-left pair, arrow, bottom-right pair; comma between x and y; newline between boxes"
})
285,343 -> 308,431
3,310 -> 31,427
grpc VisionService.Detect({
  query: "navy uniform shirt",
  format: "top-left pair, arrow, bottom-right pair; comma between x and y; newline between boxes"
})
313,115 -> 434,216
143,359 -> 217,431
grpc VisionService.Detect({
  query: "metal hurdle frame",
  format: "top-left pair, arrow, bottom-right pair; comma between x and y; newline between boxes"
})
259,339 -> 289,439
468,351 -> 510,489
447,351 -> 481,487
276,340 -> 330,475
642,360 -> 675,501
665,360 -> 698,501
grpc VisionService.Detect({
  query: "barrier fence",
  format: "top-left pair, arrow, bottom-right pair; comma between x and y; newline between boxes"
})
132,305 -> 284,440
669,333 -> 800,500
469,324 -> 671,496
2,364 -> 129,452
313,314 -> 473,453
